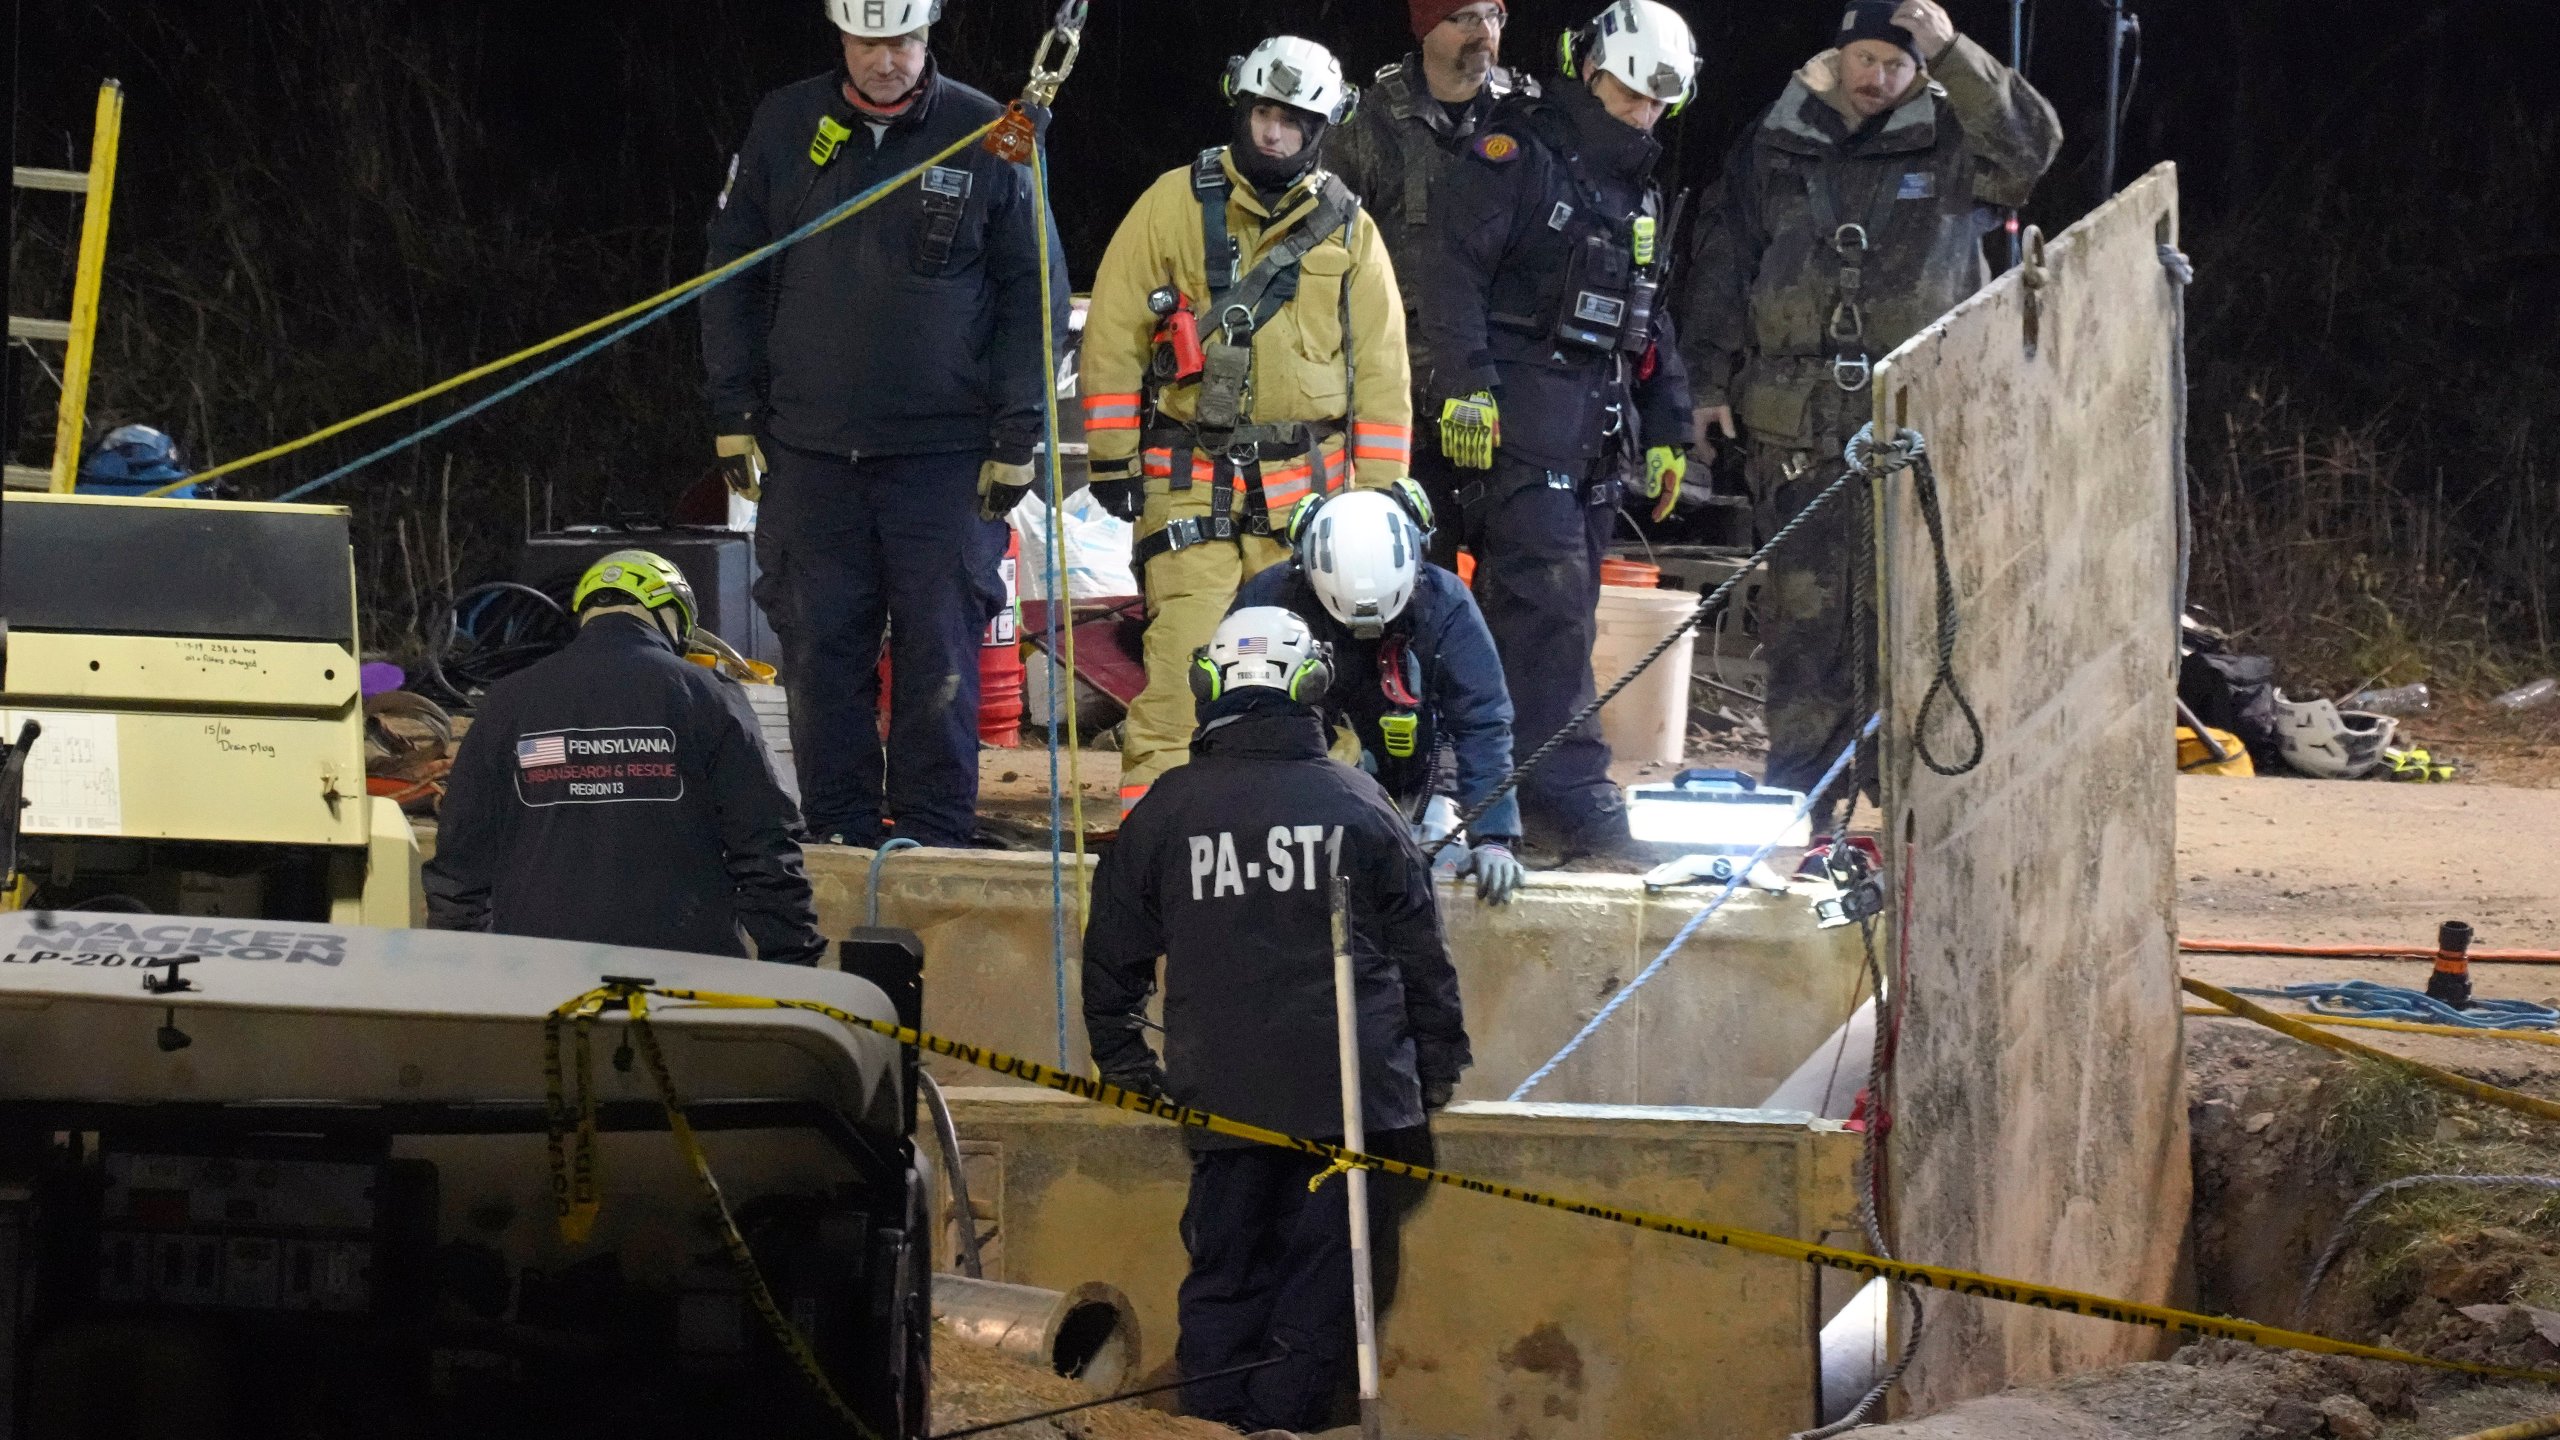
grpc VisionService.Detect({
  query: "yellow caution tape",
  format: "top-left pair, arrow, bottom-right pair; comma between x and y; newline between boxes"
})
547,980 -> 2560,1390
2185,1004 -> 2560,1048
2184,978 -> 2560,1127
549,988 -> 887,1440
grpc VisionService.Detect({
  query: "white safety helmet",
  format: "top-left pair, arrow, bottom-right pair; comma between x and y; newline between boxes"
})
1563,0 -> 1699,112
825,0 -> 938,38
2273,692 -> 2397,780
1190,606 -> 1336,707
1296,489 -> 1421,641
1224,36 -> 1359,125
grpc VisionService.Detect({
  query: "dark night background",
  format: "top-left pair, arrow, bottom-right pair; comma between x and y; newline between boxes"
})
9,0 -> 2553,689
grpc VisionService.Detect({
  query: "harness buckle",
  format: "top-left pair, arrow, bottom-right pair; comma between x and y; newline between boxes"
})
1828,301 -> 1865,346
1832,223 -> 1870,258
1831,354 -> 1873,393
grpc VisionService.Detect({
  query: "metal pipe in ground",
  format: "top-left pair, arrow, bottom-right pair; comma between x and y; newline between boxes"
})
931,1274 -> 1143,1393
1331,874 -> 1384,1440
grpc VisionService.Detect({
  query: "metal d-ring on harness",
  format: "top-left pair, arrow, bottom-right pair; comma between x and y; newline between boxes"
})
1131,154 -> 1364,571
1804,166 -> 1899,394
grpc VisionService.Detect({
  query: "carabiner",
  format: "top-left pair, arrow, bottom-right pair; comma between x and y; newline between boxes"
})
1827,300 -> 1865,346
1023,0 -> 1088,108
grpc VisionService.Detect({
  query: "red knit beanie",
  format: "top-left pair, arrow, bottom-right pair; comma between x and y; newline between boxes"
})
1410,0 -> 1503,41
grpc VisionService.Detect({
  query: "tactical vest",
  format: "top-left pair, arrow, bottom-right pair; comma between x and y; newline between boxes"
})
1482,102 -> 1662,360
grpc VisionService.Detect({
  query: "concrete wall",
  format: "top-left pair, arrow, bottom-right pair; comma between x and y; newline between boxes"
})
940,1087 -> 1862,1440
1873,165 -> 2192,1410
807,846 -> 1870,1109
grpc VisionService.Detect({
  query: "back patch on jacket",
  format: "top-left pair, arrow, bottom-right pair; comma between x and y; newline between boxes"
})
513,727 -> 684,807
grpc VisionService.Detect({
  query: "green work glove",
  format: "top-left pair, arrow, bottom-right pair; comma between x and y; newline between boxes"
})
715,433 -> 766,501
1438,392 -> 1500,471
977,457 -> 1037,521
1643,445 -> 1687,524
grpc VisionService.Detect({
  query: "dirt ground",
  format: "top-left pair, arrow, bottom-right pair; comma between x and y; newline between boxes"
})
932,1339 -> 1234,1440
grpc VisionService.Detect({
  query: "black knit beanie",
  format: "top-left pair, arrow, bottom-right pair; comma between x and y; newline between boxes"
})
1834,1 -> 1923,63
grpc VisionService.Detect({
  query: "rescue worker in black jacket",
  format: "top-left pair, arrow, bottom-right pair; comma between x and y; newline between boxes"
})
701,0 -> 1068,848
1415,0 -> 1700,859
1323,0 -> 1537,564
425,551 -> 828,965
1083,605 -> 1469,1434
1233,488 -> 1526,905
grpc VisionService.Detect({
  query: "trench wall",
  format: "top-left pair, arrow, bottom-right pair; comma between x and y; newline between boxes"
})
805,846 -> 1868,1109
941,1087 -> 1862,1440
1873,164 -> 2192,1409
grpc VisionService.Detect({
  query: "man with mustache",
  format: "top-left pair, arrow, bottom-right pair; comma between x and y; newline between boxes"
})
1679,0 -> 2058,832
1323,0 -> 1537,565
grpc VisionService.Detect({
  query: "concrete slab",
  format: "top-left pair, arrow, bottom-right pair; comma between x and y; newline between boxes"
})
1874,164 -> 2192,1409
939,1087 -> 1862,1440
807,844 -> 1872,1109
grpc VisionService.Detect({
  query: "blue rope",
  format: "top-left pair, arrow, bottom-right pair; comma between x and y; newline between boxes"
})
1508,713 -> 1882,1102
273,152 -> 964,503
2230,980 -> 2560,1032
1030,150 -> 1071,1072
867,837 -> 921,929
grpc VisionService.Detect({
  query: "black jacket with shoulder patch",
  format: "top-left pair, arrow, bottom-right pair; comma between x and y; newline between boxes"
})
700,64 -> 1068,464
424,614 -> 826,965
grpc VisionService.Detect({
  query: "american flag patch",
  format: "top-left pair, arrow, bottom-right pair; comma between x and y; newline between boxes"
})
1235,636 -> 1268,656
517,734 -> 568,770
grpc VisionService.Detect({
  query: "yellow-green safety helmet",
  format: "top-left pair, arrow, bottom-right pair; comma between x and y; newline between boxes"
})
571,550 -> 699,638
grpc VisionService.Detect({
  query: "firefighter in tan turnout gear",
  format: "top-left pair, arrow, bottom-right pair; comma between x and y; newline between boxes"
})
1078,35 -> 1416,814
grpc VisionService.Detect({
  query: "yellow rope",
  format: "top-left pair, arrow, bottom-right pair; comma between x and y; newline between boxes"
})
2183,978 -> 2560,1126
2185,1005 -> 2560,1047
149,119 -> 1002,496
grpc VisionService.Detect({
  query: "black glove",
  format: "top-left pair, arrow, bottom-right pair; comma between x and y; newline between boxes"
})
1421,1074 -> 1456,1112
1089,477 -> 1144,523
978,458 -> 1036,521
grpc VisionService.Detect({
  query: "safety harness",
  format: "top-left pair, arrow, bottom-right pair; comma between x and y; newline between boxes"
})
1373,61 -> 1529,231
1802,160 -> 1903,395
1133,151 -> 1363,571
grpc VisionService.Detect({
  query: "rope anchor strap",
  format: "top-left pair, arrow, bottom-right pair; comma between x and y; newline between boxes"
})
1847,423 -> 1984,778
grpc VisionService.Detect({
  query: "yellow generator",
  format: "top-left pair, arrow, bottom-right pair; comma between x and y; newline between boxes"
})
0,493 -> 419,924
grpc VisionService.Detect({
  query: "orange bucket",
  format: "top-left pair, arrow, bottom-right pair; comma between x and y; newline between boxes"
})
1599,557 -> 1662,588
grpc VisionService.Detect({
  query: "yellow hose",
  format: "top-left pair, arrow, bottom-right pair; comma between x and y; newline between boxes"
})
2445,1415 -> 2560,1440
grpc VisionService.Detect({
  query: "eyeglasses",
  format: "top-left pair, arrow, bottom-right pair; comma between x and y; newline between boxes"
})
1441,7 -> 1506,33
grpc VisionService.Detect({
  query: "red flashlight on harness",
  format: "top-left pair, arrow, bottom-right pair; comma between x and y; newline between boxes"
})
1148,286 -> 1206,384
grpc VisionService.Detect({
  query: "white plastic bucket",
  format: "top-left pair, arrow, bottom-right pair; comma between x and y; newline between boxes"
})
1591,582 -> 1697,767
